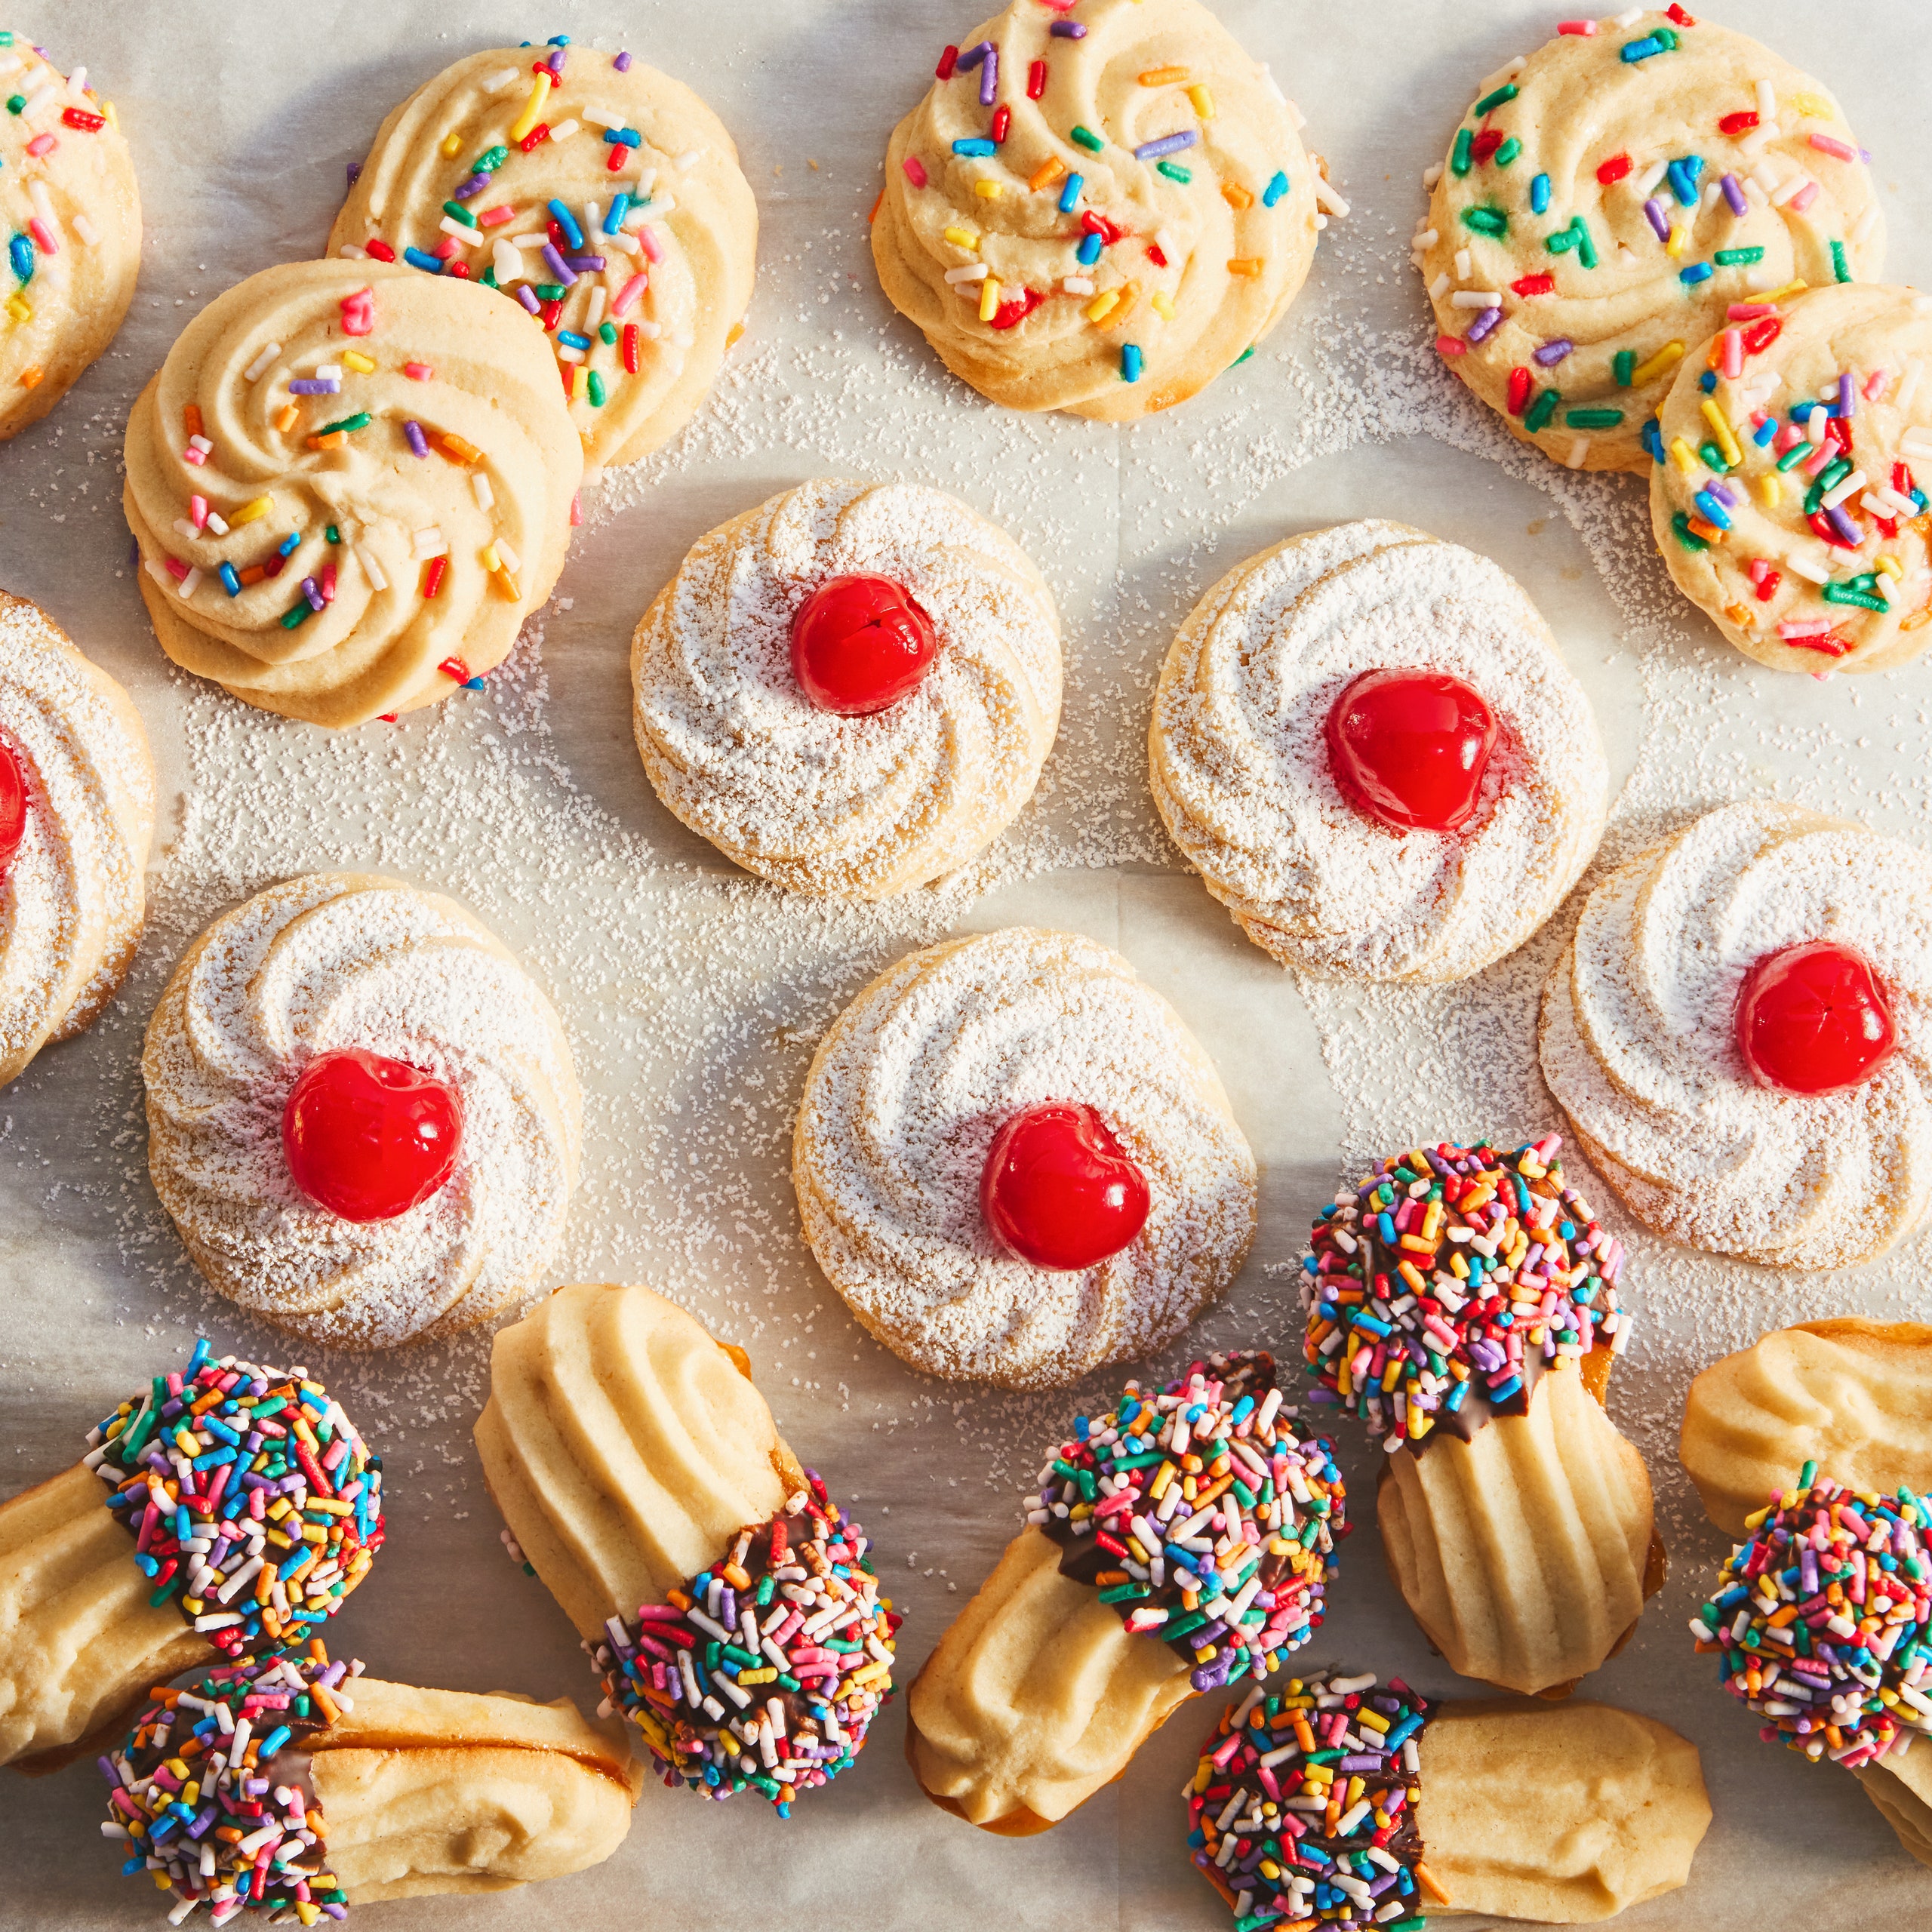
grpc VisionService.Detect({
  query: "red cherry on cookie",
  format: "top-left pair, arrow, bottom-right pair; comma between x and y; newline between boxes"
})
1324,668 -> 1500,835
791,574 -> 938,716
981,1102 -> 1151,1271
0,740 -> 24,876
282,1048 -> 463,1223
1736,940 -> 1897,1096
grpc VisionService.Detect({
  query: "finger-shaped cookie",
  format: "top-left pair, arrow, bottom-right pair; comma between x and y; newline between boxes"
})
1189,1669 -> 1709,1926
906,1351 -> 1345,1830
1304,1136 -> 1660,1696
2,1340 -> 383,1772
100,1651 -> 640,1915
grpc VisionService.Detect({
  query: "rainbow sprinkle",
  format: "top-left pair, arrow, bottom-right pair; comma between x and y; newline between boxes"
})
89,1339 -> 384,1657
1024,1352 -> 1347,1694
1690,1465 -> 1932,1770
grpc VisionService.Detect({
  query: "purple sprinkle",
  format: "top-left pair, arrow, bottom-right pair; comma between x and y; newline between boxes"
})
1721,171 -> 1748,217
980,46 -> 998,106
287,377 -> 339,395
1049,18 -> 1086,34
564,254 -> 606,271
956,40 -> 990,71
403,420 -> 429,459
1644,197 -> 1672,242
1467,303 -> 1504,345
346,160 -> 361,187
1134,129 -> 1198,162
302,577 -> 325,614
614,50 -> 632,72
453,172 -> 489,200
1838,371 -> 1856,414
540,241 -> 578,287
96,1755 -> 117,1786
547,48 -> 565,77
1706,480 -> 1739,506
1827,504 -> 1860,545
515,283 -> 541,315
1534,337 -> 1574,366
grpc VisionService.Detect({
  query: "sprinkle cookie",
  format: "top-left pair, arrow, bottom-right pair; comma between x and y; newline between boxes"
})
874,0 -> 1327,419
1417,9 -> 1882,474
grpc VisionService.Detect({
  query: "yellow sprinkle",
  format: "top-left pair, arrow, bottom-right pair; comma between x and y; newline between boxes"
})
1879,554 -> 1903,580
1226,257 -> 1263,277
3,294 -> 29,324
1222,180 -> 1253,210
1086,288 -> 1121,324
1792,92 -> 1831,118
737,1667 -> 777,1686
1758,473 -> 1782,508
1669,435 -> 1700,474
1152,290 -> 1176,320
1188,84 -> 1216,120
440,131 -> 463,158
974,178 -> 1001,199
980,276 -> 1001,323
509,72 -> 552,144
341,349 -> 376,373
1666,223 -> 1688,258
232,497 -> 273,525
494,566 -> 521,602
943,226 -> 979,251
1763,279 -> 1807,303
1701,397 -> 1743,466
1030,157 -> 1067,192
1140,65 -> 1189,85
727,321 -> 745,346
1632,340 -> 1685,385
482,544 -> 502,573
571,364 -> 588,401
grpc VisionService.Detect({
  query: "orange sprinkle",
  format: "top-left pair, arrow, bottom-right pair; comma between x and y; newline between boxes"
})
17,365 -> 40,389
183,403 -> 204,438
726,321 -> 745,347
1221,180 -> 1254,210
1226,257 -> 1264,277
1105,279 -> 1141,327
306,429 -> 346,451
1903,603 -> 1932,631
437,432 -> 482,465
494,566 -> 521,601
1029,155 -> 1067,192
274,402 -> 300,434
238,565 -> 268,587
868,189 -> 883,223
1139,64 -> 1189,85
1688,513 -> 1726,543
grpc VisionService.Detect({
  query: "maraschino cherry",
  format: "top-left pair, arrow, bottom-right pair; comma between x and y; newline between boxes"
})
981,1102 -> 1151,1271
791,575 -> 938,715
1735,940 -> 1897,1096
1324,668 -> 1500,834
282,1048 -> 463,1223
0,740 -> 24,876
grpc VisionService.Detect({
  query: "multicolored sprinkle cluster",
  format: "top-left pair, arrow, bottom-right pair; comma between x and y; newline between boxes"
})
1301,1137 -> 1628,1449
89,1339 -> 384,1657
1187,1670 -> 1435,1930
100,1646 -> 361,1926
1690,1463 -> 1932,1770
1025,1352 -> 1347,1694
593,1472 -> 898,1814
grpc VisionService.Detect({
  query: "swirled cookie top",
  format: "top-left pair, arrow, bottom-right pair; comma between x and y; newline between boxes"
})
1421,11 -> 1882,473
123,259 -> 581,728
877,0 -> 1320,417
329,38 -> 755,474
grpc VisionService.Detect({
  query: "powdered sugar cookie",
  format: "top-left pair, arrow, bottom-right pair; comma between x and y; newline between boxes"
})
1540,798 -> 1932,1269
1149,521 -> 1607,984
1653,282 -> 1932,672
1417,11 -> 1882,474
793,927 -> 1256,1389
874,0 -> 1324,419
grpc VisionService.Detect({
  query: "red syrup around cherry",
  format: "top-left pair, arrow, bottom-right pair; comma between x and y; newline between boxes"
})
282,1048 -> 464,1223
0,740 -> 24,876
981,1102 -> 1152,1271
790,575 -> 938,716
1735,940 -> 1897,1095
1324,668 -> 1500,834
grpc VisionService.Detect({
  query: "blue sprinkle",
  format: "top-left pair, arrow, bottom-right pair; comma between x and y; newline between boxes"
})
277,533 -> 299,558
558,328 -> 592,350
1058,172 -> 1083,213
220,562 -> 241,597
8,232 -> 29,285
1076,230 -> 1103,266
1262,169 -> 1289,208
402,246 -> 444,273
1681,261 -> 1715,285
603,192 -> 632,234
1694,489 -> 1734,530
1531,172 -> 1551,215
1121,343 -> 1143,383
1621,33 -> 1666,61
546,198 -> 585,249
952,138 -> 996,157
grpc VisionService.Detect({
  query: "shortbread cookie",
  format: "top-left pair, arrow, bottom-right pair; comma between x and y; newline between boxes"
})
1681,1320 -> 1932,1538
632,478 -> 1061,898
1653,283 -> 1932,671
1860,1750 -> 1932,1872
102,1654 -> 641,1911
1149,521 -> 1607,984
908,1353 -> 1344,1830
0,590 -> 154,1087
0,1339 -> 383,1770
1305,1138 -> 1660,1697
329,42 -> 756,475
1189,1672 -> 1709,1926
143,873 -> 581,1349
1540,798 -> 1932,1269
1420,11 -> 1882,473
123,259 -> 582,728
794,928 -> 1257,1388
0,35 -> 140,440
874,0 -> 1321,420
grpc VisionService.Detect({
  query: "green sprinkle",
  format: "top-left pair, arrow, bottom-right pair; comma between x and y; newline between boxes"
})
1567,408 -> 1624,428
587,369 -> 606,406
1165,1609 -> 1209,1640
1799,1460 -> 1820,1487
1232,344 -> 1254,367
1473,82 -> 1520,116
1832,238 -> 1851,283
1070,124 -> 1103,153
1451,128 -> 1474,177
441,201 -> 478,228
598,320 -> 618,346
1303,1749 -> 1346,1767
1824,582 -> 1887,611
1700,440 -> 1733,474
1524,388 -> 1561,432
1157,160 -> 1192,183
1777,441 -> 1815,472
1654,26 -> 1679,48
1715,246 -> 1766,266
1614,349 -> 1636,386
317,411 -> 371,437
1573,215 -> 1598,269
479,267 -> 498,289
1672,510 -> 1710,552
1460,205 -> 1509,237
1494,136 -> 1522,168
5,96 -> 22,116
536,281 -> 566,300
0,32 -> 13,45
325,525 -> 340,544
1097,1582 -> 1149,1604
1817,457 -> 1853,493
280,603 -> 312,630
472,144 -> 509,174
1545,226 -> 1580,255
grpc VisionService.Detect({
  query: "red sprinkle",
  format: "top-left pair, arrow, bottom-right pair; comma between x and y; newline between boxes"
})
538,298 -> 563,332
439,657 -> 471,681
1720,111 -> 1761,136
1743,316 -> 1783,355
1081,211 -> 1123,245
622,322 -> 641,374
1028,59 -> 1047,100
1506,366 -> 1533,414
989,288 -> 1045,331
364,238 -> 396,263
1792,630 -> 1852,657
1597,154 -> 1632,185
606,143 -> 626,173
1810,509 -> 1857,548
1437,334 -> 1468,358
992,104 -> 1011,143
518,123 -> 550,152
422,557 -> 448,600
1146,242 -> 1168,267
1470,129 -> 1503,164
1512,272 -> 1556,297
1755,569 -> 1782,602
1668,3 -> 1697,23
61,106 -> 105,133
937,44 -> 959,80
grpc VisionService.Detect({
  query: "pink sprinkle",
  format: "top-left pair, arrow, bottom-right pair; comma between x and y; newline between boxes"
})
432,234 -> 460,260
339,287 -> 376,336
902,155 -> 928,189
1776,423 -> 1804,452
164,556 -> 188,582
1789,180 -> 1820,213
1865,369 -> 1889,400
478,204 -> 516,227
1436,334 -> 1466,358
1811,670 -> 1835,682
1748,558 -> 1770,584
1727,302 -> 1776,320
638,223 -> 664,264
319,562 -> 337,602
1721,328 -> 1743,379
23,131 -> 53,156
26,217 -> 56,255
403,361 -> 433,380
613,271 -> 649,315
570,492 -> 582,527
1035,0 -> 1080,11
1780,618 -> 1835,638
182,447 -> 207,466
189,494 -> 208,530
1810,132 -> 1858,162
1804,444 -> 1833,476
1558,19 -> 1598,33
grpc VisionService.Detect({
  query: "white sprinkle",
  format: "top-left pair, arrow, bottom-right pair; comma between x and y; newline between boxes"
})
337,243 -> 368,260
1450,290 -> 1502,309
494,537 -> 521,574
675,149 -> 702,171
1429,271 -> 1451,300
548,118 -> 581,141
471,472 -> 495,512
945,263 -> 989,284
205,512 -> 229,537
1062,275 -> 1095,296
1566,436 -> 1591,469
1312,177 -> 1349,218
354,543 -> 389,592
1786,552 -> 1832,585
1614,6 -> 1643,23
1423,162 -> 1443,189
1853,203 -> 1880,245
243,343 -> 281,383
482,65 -> 520,93
1757,78 -> 1778,122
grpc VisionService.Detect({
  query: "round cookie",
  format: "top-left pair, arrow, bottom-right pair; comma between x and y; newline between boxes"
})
874,0 -> 1322,420
329,41 -> 756,476
1418,10 -> 1882,474
792,928 -> 1257,1389
0,590 -> 154,1088
0,35 -> 140,441
631,477 -> 1061,900
143,872 -> 582,1349
1540,798 -> 1932,1269
123,259 -> 583,729
1149,520 -> 1607,984
1653,282 -> 1932,672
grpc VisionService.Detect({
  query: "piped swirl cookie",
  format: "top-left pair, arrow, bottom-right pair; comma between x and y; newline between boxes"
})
1653,283 -> 1932,672
0,35 -> 140,441
1149,521 -> 1607,984
1419,11 -> 1883,473
874,0 -> 1322,420
1539,798 -> 1932,1269
328,41 -> 756,475
793,927 -> 1257,1389
124,258 -> 582,728
1303,1137 -> 1660,1697
0,590 -> 154,1087
143,873 -> 581,1350
632,478 -> 1061,900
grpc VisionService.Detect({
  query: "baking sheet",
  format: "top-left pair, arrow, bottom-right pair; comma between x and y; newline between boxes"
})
5,1 -> 1932,1924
